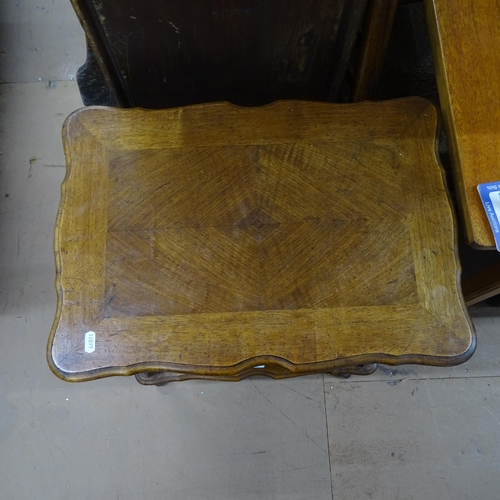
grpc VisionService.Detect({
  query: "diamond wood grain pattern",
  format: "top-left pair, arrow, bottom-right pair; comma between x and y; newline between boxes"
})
48,99 -> 475,382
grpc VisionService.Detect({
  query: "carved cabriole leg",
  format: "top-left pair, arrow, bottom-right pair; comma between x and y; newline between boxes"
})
135,364 -> 378,386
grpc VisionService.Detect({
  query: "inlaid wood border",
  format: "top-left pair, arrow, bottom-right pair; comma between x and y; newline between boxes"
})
48,99 -> 475,382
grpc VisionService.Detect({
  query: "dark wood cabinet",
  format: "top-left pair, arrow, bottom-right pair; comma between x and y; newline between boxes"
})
72,0 -> 371,107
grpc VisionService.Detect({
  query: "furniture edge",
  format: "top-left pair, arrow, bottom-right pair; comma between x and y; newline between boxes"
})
46,110 -> 101,382
423,0 -> 495,249
47,339 -> 477,382
53,96 -> 435,119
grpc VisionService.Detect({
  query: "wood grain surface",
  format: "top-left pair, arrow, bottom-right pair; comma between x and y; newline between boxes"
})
48,99 -> 475,382
351,0 -> 399,102
424,0 -> 500,249
70,0 -> 368,108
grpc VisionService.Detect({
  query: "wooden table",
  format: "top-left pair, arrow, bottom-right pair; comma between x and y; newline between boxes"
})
424,0 -> 500,249
47,99 -> 475,384
424,0 -> 500,304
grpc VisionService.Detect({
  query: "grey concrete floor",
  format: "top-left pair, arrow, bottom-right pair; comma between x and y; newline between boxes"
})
1,1 -> 500,499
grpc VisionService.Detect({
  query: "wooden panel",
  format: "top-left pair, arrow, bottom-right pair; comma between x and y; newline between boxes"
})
71,0 -> 368,108
47,99 -> 475,382
463,261 -> 500,306
351,0 -> 399,102
104,144 -> 417,317
424,0 -> 500,249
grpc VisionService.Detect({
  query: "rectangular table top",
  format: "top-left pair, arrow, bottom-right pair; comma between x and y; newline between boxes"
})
47,99 -> 475,382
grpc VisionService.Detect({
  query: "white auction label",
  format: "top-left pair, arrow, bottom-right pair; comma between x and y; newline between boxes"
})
84,331 -> 96,353
490,190 -> 500,215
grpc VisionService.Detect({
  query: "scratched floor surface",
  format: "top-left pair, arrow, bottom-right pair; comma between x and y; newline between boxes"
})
1,2 -> 500,499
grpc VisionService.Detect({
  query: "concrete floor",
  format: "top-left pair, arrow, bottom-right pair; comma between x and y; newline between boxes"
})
1,1 -> 500,499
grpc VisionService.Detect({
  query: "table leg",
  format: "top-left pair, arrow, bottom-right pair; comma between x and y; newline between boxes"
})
351,0 -> 399,102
